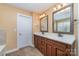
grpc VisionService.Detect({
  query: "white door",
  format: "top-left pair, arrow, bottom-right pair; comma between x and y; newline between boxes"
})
17,13 -> 32,49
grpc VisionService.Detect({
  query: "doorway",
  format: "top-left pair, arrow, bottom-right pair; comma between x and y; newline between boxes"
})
17,13 -> 33,49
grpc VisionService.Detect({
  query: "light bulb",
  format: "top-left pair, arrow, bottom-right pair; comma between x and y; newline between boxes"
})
63,3 -> 67,7
57,5 -> 61,9
53,7 -> 56,11
40,14 -> 46,18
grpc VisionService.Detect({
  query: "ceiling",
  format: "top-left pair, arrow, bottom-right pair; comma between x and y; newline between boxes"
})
7,3 -> 56,14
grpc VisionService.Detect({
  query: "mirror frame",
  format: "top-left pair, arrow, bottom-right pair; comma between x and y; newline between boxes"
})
40,15 -> 48,32
52,4 -> 74,34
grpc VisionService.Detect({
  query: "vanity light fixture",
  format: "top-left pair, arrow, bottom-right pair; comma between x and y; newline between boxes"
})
53,4 -> 62,11
53,7 -> 57,11
53,4 -> 68,11
57,5 -> 62,9
62,3 -> 67,7
40,13 -> 46,18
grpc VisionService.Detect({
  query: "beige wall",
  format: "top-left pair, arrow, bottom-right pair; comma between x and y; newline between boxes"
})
32,13 -> 40,34
32,13 -> 40,43
0,4 -> 33,51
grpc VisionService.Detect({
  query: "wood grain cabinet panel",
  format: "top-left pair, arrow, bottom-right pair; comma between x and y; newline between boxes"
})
37,38 -> 41,51
46,40 -> 56,56
56,49 -> 65,56
34,35 -> 38,48
41,39 -> 45,45
46,44 -> 52,56
37,40 -> 41,50
46,44 -> 56,56
52,41 -> 66,51
40,46 -> 46,55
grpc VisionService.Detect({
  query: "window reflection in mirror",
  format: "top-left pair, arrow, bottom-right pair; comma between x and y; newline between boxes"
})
53,4 -> 74,34
40,16 -> 48,32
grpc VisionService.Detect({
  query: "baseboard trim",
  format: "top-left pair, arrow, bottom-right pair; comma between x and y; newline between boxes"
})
29,44 -> 34,47
6,44 -> 34,54
25,44 -> 34,47
6,48 -> 19,54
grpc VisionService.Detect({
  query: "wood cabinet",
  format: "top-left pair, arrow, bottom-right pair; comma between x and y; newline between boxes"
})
46,39 -> 56,56
40,46 -> 46,55
46,44 -> 56,56
34,36 -> 37,48
56,49 -> 65,56
34,35 -> 74,56
34,35 -> 46,55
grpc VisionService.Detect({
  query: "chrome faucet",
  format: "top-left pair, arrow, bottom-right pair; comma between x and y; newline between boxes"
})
58,33 -> 63,37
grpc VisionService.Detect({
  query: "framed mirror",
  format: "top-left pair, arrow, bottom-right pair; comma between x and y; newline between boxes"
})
40,16 -> 48,32
53,4 -> 74,34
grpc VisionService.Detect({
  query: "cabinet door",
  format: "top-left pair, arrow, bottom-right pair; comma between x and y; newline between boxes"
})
46,44 -> 56,56
37,39 -> 41,51
40,46 -> 46,55
34,36 -> 38,48
51,47 -> 56,56
56,49 -> 66,56
46,44 -> 52,56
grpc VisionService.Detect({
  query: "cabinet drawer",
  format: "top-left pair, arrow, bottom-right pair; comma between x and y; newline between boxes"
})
46,39 -> 53,45
56,49 -> 66,56
41,39 -> 45,45
52,41 -> 66,50
45,38 -> 66,51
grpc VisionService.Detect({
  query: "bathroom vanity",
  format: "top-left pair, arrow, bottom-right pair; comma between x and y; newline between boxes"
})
34,32 -> 75,56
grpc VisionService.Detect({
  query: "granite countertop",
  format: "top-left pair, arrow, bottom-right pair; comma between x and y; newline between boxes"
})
34,32 -> 75,45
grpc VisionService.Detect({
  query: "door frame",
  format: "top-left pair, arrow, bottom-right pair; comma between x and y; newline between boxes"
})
17,13 -> 33,49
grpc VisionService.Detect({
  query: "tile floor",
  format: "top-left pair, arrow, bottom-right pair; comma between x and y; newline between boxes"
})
6,46 -> 43,56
